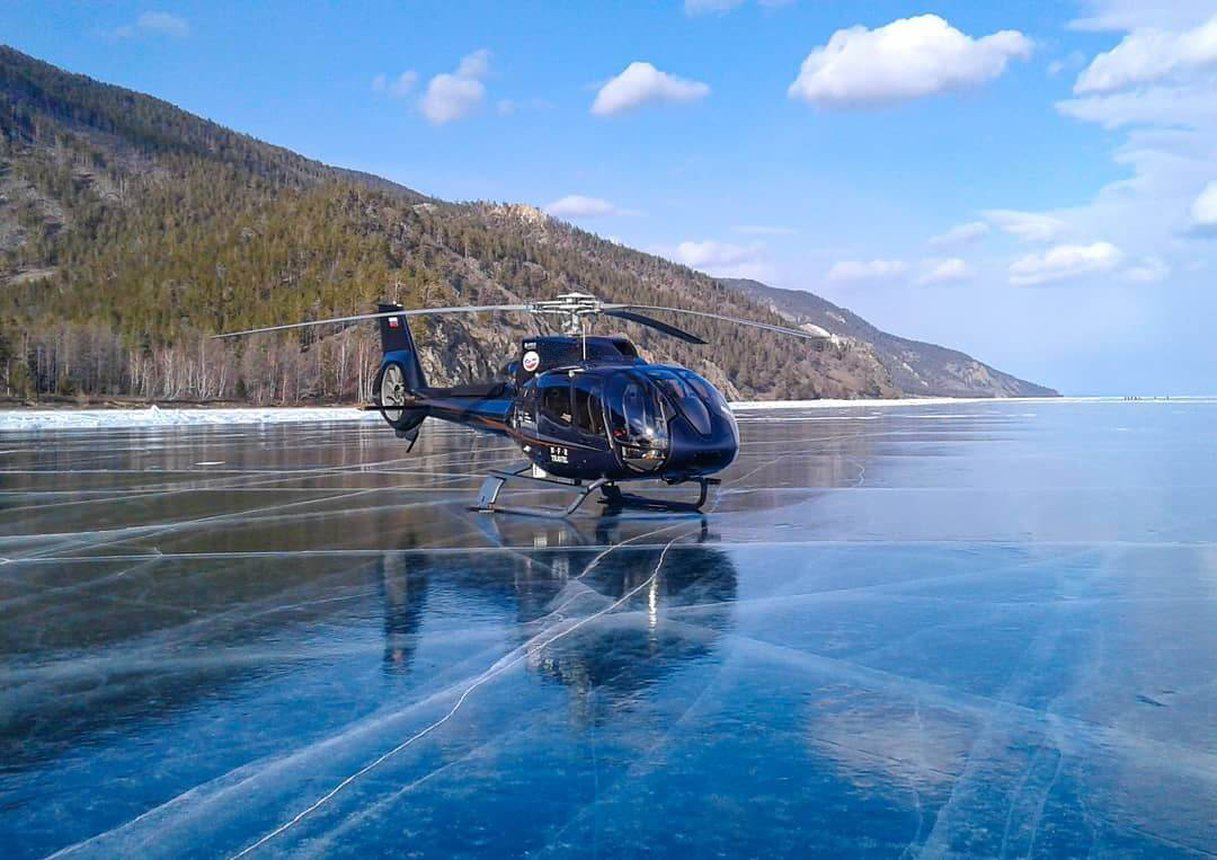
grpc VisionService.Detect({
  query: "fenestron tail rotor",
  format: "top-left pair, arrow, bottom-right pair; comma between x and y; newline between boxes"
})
211,290 -> 833,344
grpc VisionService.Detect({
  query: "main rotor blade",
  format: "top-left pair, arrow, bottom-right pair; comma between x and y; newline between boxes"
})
211,303 -> 531,339
602,309 -> 708,344
606,304 -> 831,341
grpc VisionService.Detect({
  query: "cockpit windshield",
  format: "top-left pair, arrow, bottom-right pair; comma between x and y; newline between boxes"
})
640,367 -> 724,436
604,373 -> 668,451
674,369 -> 731,415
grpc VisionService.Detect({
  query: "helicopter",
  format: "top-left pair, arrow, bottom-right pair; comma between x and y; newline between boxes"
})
216,292 -> 832,515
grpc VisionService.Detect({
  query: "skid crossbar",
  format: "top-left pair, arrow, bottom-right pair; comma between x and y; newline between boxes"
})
472,467 -> 718,517
473,467 -> 607,517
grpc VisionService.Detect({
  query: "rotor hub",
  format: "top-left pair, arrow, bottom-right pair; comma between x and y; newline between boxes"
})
527,292 -> 603,335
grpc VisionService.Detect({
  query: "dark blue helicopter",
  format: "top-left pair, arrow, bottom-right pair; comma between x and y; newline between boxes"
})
218,292 -> 831,515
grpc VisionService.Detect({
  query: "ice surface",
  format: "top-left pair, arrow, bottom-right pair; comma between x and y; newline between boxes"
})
0,398 -> 986,431
5,395 -> 1211,431
2,400 -> 1216,857
0,405 -> 377,431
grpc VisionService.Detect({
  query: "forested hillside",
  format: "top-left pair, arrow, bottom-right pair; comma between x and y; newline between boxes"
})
0,46 -> 1051,404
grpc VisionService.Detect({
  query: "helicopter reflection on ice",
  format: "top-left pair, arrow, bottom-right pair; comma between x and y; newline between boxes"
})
373,514 -> 738,716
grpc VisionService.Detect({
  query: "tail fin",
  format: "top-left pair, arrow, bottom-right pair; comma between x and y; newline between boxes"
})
375,302 -> 428,446
377,302 -> 427,391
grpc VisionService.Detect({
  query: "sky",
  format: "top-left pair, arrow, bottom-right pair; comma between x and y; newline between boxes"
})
3,0 -> 1216,395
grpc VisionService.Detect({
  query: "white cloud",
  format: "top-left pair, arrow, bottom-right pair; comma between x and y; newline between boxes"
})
1057,85 -> 1217,129
115,11 -> 189,39
787,14 -> 1031,109
1189,180 -> 1217,233
671,240 -> 772,279
1052,3 -> 1217,296
732,224 -> 797,236
1074,15 -> 1217,94
917,258 -> 974,285
457,50 -> 490,80
1123,255 -> 1171,282
544,195 -> 638,218
592,62 -> 710,116
984,209 -> 1066,243
1069,0 -> 1215,33
1009,241 -> 1123,285
929,220 -> 990,247
1048,50 -> 1087,76
420,50 -> 490,125
422,76 -> 484,124
675,240 -> 759,267
496,99 -> 516,116
372,71 -> 419,98
826,259 -> 908,282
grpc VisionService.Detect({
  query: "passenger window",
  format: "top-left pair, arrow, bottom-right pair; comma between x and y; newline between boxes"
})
572,378 -> 604,436
540,383 -> 571,425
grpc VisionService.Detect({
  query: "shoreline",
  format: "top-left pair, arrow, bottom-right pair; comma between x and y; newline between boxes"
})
1,395 -> 1211,431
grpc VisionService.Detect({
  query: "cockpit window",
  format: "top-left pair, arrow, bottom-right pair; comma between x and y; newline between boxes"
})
642,368 -> 713,436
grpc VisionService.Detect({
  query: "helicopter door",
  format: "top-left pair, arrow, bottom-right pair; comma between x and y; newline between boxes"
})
571,375 -> 607,444
513,380 -> 539,430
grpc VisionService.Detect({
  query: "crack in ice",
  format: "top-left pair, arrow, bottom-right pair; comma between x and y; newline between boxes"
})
227,531 -> 693,858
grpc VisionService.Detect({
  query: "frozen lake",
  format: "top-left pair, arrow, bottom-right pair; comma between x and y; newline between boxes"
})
2,400 -> 1216,857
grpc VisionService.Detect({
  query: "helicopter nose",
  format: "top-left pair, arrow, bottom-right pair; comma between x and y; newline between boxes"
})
667,416 -> 739,477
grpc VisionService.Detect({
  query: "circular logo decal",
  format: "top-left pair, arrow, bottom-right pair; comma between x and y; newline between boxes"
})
522,350 -> 540,372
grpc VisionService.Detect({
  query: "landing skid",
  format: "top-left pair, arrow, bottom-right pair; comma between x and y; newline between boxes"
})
472,467 -> 718,517
599,479 -> 719,513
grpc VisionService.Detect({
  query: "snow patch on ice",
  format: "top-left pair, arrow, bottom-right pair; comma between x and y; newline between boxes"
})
729,396 -> 1217,411
0,407 -> 376,431
729,397 -> 1010,411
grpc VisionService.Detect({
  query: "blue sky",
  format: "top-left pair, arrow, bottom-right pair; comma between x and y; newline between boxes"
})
4,0 -> 1216,394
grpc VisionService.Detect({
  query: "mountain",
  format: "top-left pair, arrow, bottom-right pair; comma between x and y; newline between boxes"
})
724,279 -> 1056,398
0,46 -> 1054,404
